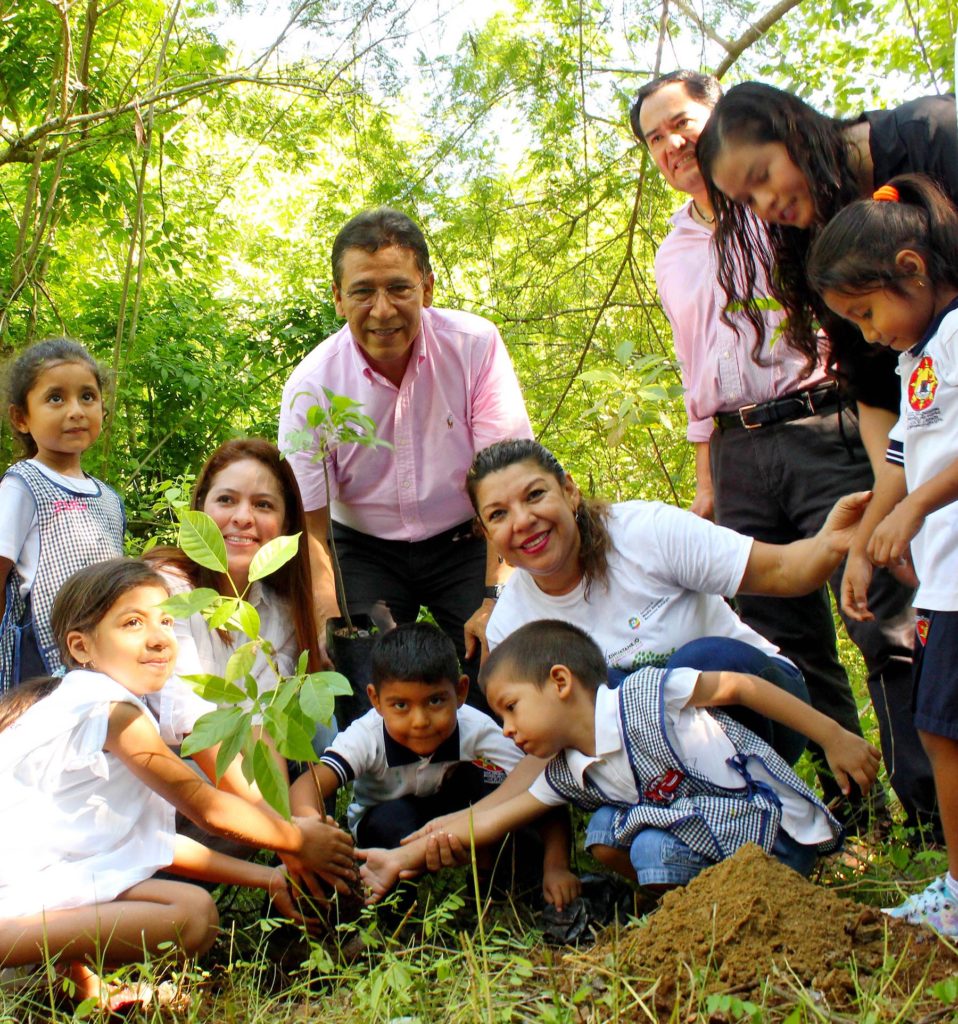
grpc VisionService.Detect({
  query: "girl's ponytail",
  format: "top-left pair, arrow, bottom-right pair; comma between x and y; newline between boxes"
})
808,173 -> 958,298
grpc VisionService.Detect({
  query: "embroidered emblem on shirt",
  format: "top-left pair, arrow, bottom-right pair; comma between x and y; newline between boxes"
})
52,499 -> 89,514
908,356 -> 938,411
643,768 -> 684,804
472,756 -> 506,784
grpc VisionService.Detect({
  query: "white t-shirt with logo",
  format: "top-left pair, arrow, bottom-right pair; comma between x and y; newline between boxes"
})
487,501 -> 782,669
889,303 -> 958,610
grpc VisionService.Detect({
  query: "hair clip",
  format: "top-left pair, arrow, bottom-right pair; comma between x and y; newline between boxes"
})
873,185 -> 899,203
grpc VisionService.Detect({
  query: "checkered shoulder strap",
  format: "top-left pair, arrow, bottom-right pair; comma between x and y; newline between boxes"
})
2,463 -> 125,677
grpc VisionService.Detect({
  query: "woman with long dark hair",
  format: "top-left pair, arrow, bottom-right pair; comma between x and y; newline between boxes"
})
697,83 -> 956,443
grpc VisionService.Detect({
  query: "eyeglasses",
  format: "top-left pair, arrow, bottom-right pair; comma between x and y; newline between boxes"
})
343,279 -> 425,308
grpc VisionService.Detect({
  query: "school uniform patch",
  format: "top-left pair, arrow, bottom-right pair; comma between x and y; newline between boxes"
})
908,356 -> 938,411
916,615 -> 930,646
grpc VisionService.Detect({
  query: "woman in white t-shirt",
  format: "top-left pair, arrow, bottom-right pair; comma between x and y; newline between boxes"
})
467,439 -> 870,761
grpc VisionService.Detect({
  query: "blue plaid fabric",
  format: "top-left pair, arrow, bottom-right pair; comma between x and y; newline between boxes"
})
544,666 -> 841,861
0,462 -> 125,689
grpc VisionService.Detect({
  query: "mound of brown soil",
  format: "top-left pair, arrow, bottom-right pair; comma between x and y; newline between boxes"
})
577,843 -> 957,1016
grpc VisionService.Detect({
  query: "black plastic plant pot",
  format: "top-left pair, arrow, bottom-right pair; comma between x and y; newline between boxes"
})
326,613 -> 377,728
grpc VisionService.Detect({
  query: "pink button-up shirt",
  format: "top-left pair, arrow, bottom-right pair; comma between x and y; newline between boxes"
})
655,202 -> 829,442
279,306 -> 532,542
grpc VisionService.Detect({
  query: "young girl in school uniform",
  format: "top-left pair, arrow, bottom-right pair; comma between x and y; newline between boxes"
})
0,339 -> 125,687
0,558 -> 356,1007
808,173 -> 958,937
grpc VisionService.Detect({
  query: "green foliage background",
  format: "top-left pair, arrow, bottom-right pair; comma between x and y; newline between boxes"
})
0,0 -> 953,533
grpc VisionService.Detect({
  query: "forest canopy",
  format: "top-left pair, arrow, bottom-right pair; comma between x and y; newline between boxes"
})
1,0 -> 953,539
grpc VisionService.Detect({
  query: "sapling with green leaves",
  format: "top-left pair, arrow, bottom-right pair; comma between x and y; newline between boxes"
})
160,509 -> 351,819
281,387 -> 393,635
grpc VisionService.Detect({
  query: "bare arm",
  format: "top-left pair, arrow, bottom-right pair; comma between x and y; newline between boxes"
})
105,703 -> 355,886
358,790 -> 551,902
868,455 -> 958,566
537,807 -> 580,911
689,442 -> 715,521
304,506 -> 341,626
289,762 -> 341,817
689,671 -> 881,795
842,463 -> 908,620
463,541 -> 513,663
738,491 -> 871,596
171,835 -> 304,921
856,402 -> 899,478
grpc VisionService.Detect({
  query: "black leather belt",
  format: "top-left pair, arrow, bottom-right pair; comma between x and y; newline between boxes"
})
714,383 -> 840,431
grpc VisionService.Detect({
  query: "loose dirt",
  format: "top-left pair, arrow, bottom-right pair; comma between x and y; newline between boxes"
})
568,843 -> 958,1019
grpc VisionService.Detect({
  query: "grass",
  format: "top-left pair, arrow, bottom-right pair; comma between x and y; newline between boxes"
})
2,626 -> 955,1023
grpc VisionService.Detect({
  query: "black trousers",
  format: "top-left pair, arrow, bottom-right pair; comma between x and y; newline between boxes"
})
331,519 -> 488,710
711,406 -> 938,832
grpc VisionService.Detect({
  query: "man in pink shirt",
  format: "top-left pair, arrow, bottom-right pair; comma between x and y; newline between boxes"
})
632,71 -> 937,839
279,208 -> 532,713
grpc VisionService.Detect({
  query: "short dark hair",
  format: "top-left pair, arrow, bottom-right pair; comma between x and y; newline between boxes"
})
480,620 -> 607,694
370,622 -> 460,693
5,338 -> 108,457
630,70 -> 722,142
331,208 -> 432,286
51,559 -> 170,669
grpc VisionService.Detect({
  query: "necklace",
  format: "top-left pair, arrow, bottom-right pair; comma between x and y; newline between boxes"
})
691,199 -> 715,225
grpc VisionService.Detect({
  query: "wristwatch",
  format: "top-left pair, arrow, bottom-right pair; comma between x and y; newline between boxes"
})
484,584 -> 504,600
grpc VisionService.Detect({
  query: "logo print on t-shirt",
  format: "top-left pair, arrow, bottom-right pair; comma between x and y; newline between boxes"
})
908,356 -> 938,411
628,616 -> 640,629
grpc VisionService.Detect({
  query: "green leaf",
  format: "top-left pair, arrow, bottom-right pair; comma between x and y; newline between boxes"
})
266,704 -> 316,761
207,597 -> 240,630
300,671 -> 351,723
181,673 -> 248,704
248,533 -> 301,583
177,510 -> 228,572
224,642 -> 258,684
181,706 -> 245,757
160,588 -> 221,620
231,599 -> 261,639
252,740 -> 290,818
214,717 -> 250,782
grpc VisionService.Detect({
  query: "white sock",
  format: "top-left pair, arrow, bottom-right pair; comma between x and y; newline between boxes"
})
945,873 -> 958,902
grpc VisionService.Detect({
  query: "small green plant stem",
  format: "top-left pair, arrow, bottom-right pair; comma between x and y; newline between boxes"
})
322,456 -> 353,634
307,765 -> 327,819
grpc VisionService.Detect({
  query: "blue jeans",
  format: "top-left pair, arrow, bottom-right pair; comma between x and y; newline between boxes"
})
607,636 -> 809,766
586,805 -> 818,887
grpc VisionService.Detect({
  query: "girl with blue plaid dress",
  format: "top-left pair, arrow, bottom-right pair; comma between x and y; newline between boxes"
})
0,339 -> 125,688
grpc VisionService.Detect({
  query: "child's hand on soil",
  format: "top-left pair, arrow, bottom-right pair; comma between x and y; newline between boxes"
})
267,867 -> 315,925
288,815 -> 358,895
824,727 -> 882,795
543,867 -> 581,913
356,847 -> 403,904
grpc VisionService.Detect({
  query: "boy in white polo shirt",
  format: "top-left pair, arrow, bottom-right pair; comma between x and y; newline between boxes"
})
290,622 -> 579,909
359,620 -> 882,903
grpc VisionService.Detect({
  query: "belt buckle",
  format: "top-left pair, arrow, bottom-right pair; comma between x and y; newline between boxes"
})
738,403 -> 760,430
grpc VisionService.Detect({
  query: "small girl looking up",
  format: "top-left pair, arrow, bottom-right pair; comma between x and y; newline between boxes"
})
0,338 -> 125,687
0,558 -> 356,1007
808,173 -> 958,937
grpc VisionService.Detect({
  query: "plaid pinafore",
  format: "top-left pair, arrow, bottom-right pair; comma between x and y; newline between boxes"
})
545,666 -> 842,861
0,461 -> 125,690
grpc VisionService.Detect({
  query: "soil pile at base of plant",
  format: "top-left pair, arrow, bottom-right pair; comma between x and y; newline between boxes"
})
579,843 -> 958,1013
